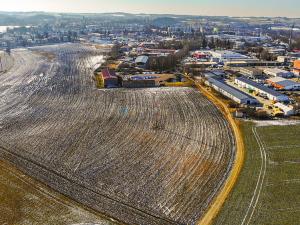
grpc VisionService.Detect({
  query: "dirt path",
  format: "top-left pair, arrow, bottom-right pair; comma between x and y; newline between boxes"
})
184,77 -> 245,225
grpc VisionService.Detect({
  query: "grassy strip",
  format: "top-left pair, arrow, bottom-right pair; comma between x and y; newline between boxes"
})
213,122 -> 260,225
213,124 -> 300,225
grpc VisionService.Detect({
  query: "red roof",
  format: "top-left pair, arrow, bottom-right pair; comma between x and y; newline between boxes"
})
101,68 -> 117,79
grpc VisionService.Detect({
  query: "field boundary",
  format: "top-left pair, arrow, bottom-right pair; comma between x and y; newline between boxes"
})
240,127 -> 266,225
185,76 -> 245,225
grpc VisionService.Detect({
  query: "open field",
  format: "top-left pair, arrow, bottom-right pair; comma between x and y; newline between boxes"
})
0,43 -> 235,225
213,122 -> 300,225
0,160 -> 118,225
0,51 -> 14,73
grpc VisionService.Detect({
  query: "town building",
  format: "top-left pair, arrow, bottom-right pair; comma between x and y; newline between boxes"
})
135,55 -> 149,68
235,76 -> 289,102
225,60 -> 281,68
209,50 -> 250,63
206,77 -> 260,105
100,68 -> 119,88
267,77 -> 300,90
274,103 -> 295,116
293,60 -> 300,76
263,68 -> 294,78
239,67 -> 263,79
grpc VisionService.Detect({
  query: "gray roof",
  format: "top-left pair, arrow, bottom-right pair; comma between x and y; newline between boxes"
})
135,55 -> 149,64
236,76 -> 287,97
208,77 -> 257,101
277,80 -> 300,87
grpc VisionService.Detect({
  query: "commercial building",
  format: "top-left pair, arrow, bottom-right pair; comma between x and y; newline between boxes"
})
122,74 -> 175,88
274,103 -> 295,116
123,79 -> 156,88
225,60 -> 282,68
293,60 -> 300,75
235,77 -> 289,102
263,68 -> 294,78
206,77 -> 260,105
267,77 -> 300,90
239,67 -> 263,79
209,50 -> 250,63
135,55 -> 149,68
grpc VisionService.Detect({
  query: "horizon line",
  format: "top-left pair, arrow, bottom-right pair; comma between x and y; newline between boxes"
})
0,10 -> 299,19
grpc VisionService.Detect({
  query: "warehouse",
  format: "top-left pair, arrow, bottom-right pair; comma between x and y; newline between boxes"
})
274,103 -> 295,116
263,68 -> 294,78
267,77 -> 300,90
135,55 -> 149,68
209,50 -> 250,62
239,67 -> 263,79
206,77 -> 260,105
122,75 -> 157,88
293,60 -> 300,75
225,60 -> 282,67
235,77 -> 289,102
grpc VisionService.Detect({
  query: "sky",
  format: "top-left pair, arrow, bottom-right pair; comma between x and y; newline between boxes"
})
1,0 -> 299,18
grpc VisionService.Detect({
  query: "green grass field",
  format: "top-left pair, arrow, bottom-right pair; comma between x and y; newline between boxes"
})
213,122 -> 300,225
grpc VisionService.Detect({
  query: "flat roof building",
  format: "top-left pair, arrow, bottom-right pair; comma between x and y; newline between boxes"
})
235,76 -> 289,102
135,55 -> 149,68
264,68 -> 294,78
209,50 -> 250,62
274,103 -> 295,116
239,67 -> 263,79
293,60 -> 300,75
225,61 -> 282,67
206,77 -> 260,105
267,77 -> 300,90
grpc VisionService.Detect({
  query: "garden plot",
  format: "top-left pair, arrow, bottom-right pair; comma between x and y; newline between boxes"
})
0,43 -> 235,225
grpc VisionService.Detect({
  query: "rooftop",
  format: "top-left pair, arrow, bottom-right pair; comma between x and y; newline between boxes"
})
236,76 -> 287,97
135,55 -> 149,64
101,68 -> 117,79
208,77 -> 257,101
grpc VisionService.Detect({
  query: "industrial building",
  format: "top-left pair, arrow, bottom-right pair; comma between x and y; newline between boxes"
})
263,68 -> 294,78
225,60 -> 282,67
267,77 -> 300,90
209,50 -> 250,63
135,55 -> 149,68
235,77 -> 289,102
122,74 -> 175,88
206,77 -> 260,105
293,60 -> 300,75
123,78 -> 156,88
239,67 -> 263,79
274,103 -> 295,116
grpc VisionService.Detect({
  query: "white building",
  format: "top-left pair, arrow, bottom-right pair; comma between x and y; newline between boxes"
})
208,50 -> 250,63
206,77 -> 260,105
264,68 -> 294,78
235,77 -> 289,102
274,103 -> 295,116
